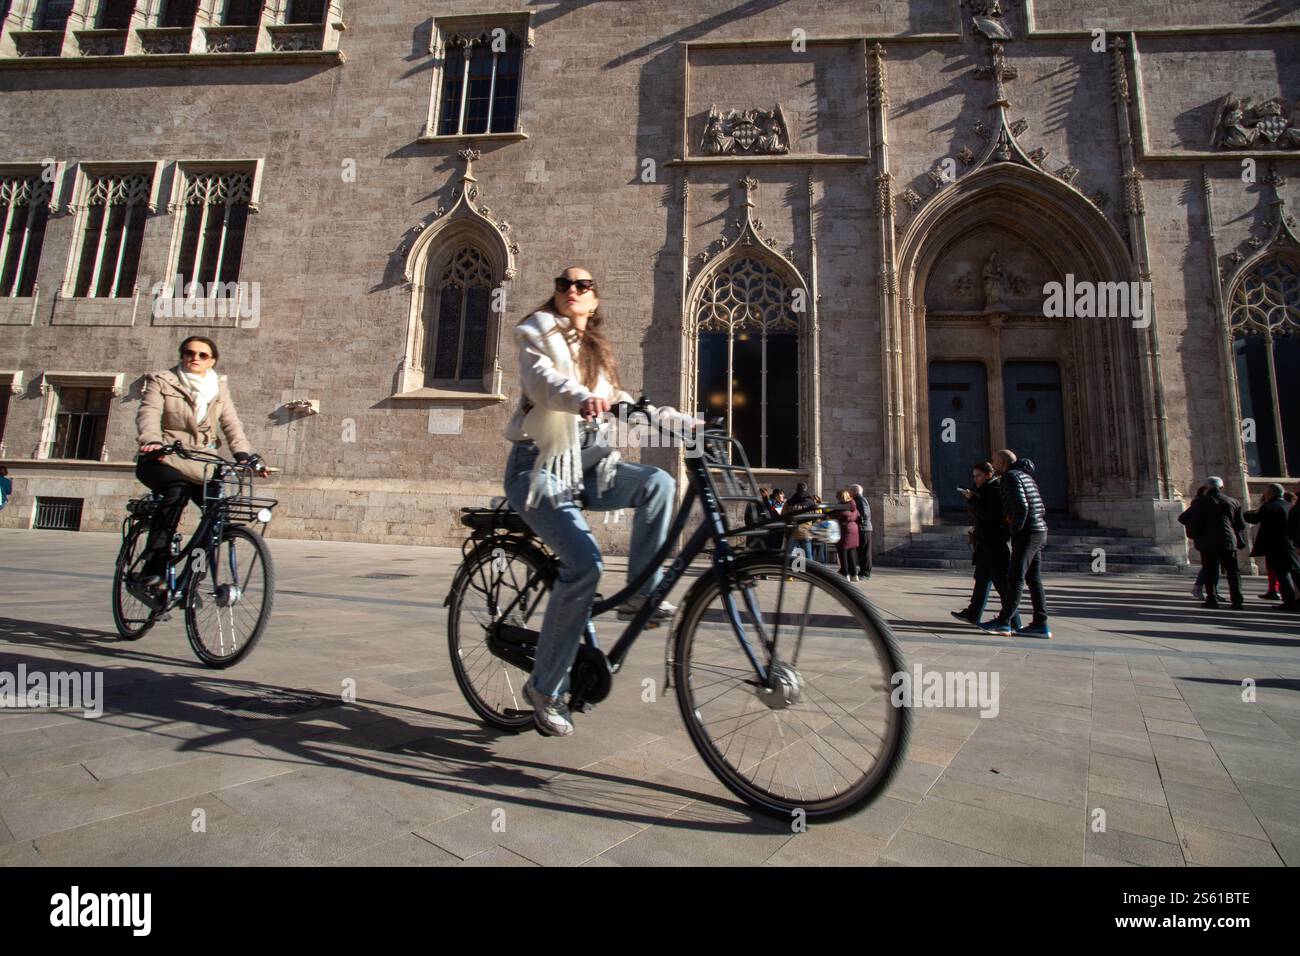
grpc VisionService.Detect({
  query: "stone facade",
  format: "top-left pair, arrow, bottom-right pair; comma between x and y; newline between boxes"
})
0,1 -> 1297,560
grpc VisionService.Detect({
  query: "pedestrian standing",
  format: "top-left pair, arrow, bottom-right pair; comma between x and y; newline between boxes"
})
981,450 -> 1051,637
1243,483 -> 1300,611
953,462 -> 1017,627
835,489 -> 861,581
1178,476 -> 1246,610
0,466 -> 11,513
850,483 -> 873,579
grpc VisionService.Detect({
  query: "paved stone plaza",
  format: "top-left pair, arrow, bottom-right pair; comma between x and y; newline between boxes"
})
0,527 -> 1296,867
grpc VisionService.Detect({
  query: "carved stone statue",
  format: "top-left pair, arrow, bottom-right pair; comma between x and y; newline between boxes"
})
701,107 -> 734,156
981,251 -> 1006,311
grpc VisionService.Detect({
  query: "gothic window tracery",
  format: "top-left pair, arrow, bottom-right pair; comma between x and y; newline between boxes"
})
1230,254 -> 1300,476
423,246 -> 493,385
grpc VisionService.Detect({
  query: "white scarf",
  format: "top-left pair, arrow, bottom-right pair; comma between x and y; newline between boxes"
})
520,311 -> 621,509
176,366 -> 220,424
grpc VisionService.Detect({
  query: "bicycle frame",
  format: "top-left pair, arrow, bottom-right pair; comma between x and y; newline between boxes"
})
127,454 -> 265,608
486,427 -> 840,689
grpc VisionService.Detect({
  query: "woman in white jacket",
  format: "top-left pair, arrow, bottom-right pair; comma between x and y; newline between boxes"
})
504,266 -> 680,737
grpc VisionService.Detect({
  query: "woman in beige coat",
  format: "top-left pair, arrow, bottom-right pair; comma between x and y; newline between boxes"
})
133,336 -> 263,587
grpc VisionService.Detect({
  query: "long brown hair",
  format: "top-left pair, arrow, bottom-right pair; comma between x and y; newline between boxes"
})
522,283 -> 621,391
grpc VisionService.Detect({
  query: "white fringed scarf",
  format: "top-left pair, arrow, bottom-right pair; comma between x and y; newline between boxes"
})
176,366 -> 220,424
521,312 -> 621,510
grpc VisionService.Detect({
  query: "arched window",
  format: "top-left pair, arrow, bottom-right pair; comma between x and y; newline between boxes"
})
1230,254 -> 1300,477
696,256 -> 799,468
424,246 -> 493,385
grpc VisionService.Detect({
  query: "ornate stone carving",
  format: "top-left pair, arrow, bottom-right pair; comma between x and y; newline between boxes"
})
974,120 -> 990,140
78,33 -> 127,57
957,146 -> 976,166
1109,37 -> 1130,104
701,105 -> 791,156
876,172 -> 895,219
15,33 -> 63,57
1010,119 -> 1028,138
900,188 -> 922,211
1028,146 -> 1048,167
966,0 -> 1014,41
270,26 -> 326,52
206,29 -> 257,54
1123,169 -> 1145,216
1090,189 -> 1110,210
1056,164 -> 1080,185
870,43 -> 890,111
974,41 -> 1018,103
1212,95 -> 1300,150
927,166 -> 950,189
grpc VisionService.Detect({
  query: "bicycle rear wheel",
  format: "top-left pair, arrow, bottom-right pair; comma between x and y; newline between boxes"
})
447,539 -> 554,731
672,554 -> 910,820
185,525 -> 274,668
111,523 -> 160,640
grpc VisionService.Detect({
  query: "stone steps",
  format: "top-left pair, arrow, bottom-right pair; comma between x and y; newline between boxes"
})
878,513 -> 1186,575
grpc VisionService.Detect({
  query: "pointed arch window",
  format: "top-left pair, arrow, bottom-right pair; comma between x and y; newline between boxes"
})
696,256 -> 799,468
424,246 -> 493,386
1230,253 -> 1300,477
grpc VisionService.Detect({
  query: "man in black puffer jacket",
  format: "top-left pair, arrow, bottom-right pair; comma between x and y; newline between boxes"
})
1179,476 -> 1245,610
982,450 -> 1051,637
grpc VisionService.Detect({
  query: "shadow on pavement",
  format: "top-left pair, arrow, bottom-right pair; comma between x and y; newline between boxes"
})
0,645 -> 778,836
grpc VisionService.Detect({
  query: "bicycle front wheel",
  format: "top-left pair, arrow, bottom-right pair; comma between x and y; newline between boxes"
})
111,523 -> 159,641
673,554 -> 910,820
185,525 -> 274,668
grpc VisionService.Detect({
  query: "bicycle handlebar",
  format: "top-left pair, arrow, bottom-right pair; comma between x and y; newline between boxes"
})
144,441 -> 271,473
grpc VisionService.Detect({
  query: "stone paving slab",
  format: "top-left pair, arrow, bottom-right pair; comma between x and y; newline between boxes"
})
0,528 -> 1298,866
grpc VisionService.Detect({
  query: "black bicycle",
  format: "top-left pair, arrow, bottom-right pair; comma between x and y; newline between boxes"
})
445,399 -> 910,820
112,442 -> 278,668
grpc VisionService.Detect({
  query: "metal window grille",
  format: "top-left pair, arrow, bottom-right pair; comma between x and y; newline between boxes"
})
222,0 -> 262,27
35,0 -> 73,31
34,497 -> 83,531
159,0 -> 198,28
97,0 -> 134,29
286,0 -> 325,24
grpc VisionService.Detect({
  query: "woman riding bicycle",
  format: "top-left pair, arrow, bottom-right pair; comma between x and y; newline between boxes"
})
505,266 -> 694,737
133,336 -> 265,589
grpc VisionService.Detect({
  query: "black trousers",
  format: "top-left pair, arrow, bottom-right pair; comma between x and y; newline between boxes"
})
838,543 -> 859,577
968,546 -> 1012,620
135,457 -> 210,575
999,530 -> 1048,626
1199,549 -> 1243,607
1263,556 -> 1299,605
857,530 -> 873,577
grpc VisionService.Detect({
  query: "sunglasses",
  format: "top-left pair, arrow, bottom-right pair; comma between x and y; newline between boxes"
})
182,349 -> 213,360
555,277 -> 596,294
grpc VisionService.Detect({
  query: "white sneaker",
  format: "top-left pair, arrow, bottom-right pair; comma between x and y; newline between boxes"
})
522,680 -> 574,737
617,594 -> 677,624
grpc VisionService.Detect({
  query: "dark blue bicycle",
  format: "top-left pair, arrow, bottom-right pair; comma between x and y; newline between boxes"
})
446,399 -> 910,820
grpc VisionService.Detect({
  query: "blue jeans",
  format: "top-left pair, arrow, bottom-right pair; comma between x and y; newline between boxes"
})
503,441 -> 675,698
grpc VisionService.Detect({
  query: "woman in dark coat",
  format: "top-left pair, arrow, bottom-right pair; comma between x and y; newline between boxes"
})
1244,483 -> 1300,610
835,489 -> 861,581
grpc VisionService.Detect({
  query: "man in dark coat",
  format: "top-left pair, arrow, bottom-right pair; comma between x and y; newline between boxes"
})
1178,476 -> 1245,610
1243,483 -> 1300,611
982,450 -> 1050,637
850,483 -> 873,579
953,462 -> 1016,627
